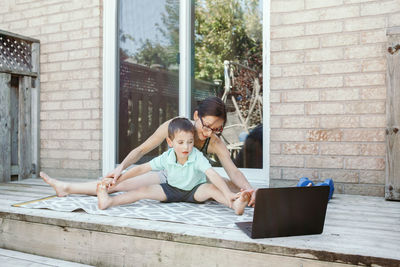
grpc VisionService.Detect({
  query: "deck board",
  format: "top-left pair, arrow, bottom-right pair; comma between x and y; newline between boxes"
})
0,178 -> 399,266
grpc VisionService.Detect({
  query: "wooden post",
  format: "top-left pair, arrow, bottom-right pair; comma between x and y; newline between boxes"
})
18,76 -> 32,180
386,27 -> 400,201
31,42 -> 40,177
10,76 -> 19,175
0,73 -> 11,182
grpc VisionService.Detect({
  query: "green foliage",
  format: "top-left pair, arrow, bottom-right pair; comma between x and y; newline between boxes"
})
120,0 -> 262,79
157,0 -> 179,54
133,40 -> 177,69
195,0 -> 262,82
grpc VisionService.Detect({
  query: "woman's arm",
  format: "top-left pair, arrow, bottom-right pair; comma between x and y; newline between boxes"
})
120,119 -> 171,169
204,168 -> 237,207
208,135 -> 256,206
105,119 -> 171,180
208,136 -> 252,190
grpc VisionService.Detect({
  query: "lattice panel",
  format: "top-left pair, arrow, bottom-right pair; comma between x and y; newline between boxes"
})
0,33 -> 32,73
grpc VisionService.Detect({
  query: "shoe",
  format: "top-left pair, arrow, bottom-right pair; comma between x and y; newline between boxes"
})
297,177 -> 314,187
315,178 -> 334,200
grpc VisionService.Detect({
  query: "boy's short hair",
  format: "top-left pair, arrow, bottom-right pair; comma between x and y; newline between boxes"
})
168,117 -> 195,139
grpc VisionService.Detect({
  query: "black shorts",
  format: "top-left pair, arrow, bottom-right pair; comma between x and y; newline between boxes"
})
160,183 -> 205,204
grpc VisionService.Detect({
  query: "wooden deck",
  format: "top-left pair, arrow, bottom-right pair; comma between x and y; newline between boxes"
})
0,178 -> 399,266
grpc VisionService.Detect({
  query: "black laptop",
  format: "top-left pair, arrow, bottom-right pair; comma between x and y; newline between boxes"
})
236,186 -> 330,239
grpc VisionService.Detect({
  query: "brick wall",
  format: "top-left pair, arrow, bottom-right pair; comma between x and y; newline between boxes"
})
270,0 -> 400,196
0,0 -> 103,178
1,0 -> 399,194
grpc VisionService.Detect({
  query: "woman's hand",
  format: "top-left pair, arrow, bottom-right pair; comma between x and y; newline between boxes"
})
225,192 -> 239,208
247,188 -> 256,207
99,178 -> 115,190
104,165 -> 124,185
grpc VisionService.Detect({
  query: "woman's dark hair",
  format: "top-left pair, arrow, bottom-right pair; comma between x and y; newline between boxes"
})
195,97 -> 227,125
168,117 -> 195,139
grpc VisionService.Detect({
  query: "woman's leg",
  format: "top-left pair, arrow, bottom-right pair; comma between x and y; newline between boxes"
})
194,183 -> 250,215
97,184 -> 167,210
40,171 -> 162,197
40,172 -> 97,196
109,171 -> 162,193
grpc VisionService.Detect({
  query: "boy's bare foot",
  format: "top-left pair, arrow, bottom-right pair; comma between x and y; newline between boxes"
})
96,182 -> 113,210
40,171 -> 69,197
233,190 -> 251,215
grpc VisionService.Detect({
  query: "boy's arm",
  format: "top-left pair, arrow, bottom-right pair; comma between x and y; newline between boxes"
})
204,168 -> 237,207
113,162 -> 152,184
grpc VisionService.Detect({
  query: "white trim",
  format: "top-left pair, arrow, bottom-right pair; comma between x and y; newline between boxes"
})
179,0 -> 191,118
262,0 -> 271,187
102,0 -> 117,176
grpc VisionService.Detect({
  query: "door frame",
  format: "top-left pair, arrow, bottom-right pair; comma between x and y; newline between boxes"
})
102,0 -> 270,186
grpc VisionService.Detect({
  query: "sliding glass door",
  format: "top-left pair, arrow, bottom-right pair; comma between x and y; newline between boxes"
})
110,0 -> 268,183
117,0 -> 180,163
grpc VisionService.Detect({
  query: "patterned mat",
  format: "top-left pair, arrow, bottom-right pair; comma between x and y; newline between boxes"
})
14,194 -> 254,229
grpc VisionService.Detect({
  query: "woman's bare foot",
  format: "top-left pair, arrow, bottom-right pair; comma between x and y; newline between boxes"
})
40,172 -> 69,197
233,190 -> 251,215
96,182 -> 113,210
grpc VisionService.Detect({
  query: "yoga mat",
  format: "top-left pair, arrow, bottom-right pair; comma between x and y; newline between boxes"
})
13,193 -> 253,229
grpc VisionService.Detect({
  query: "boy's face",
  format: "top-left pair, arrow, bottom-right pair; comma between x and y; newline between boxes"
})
167,130 -> 194,160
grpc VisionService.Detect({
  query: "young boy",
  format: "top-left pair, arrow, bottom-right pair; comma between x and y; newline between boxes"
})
97,117 -> 251,215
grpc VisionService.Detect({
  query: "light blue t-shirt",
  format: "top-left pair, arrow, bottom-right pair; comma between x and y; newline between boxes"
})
149,147 -> 212,191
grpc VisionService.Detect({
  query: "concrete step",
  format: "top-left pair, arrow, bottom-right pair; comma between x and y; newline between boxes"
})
0,248 -> 93,267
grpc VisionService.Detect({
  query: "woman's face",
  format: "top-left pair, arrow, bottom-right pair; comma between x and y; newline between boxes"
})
194,112 -> 225,140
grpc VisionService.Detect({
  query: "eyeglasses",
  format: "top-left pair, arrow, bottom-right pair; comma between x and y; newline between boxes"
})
199,117 -> 223,134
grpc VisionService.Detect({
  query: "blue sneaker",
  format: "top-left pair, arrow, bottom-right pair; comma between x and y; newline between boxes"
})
315,178 -> 334,200
297,177 -> 314,187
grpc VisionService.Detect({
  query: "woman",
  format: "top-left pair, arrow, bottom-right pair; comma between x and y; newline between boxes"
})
41,97 -> 256,206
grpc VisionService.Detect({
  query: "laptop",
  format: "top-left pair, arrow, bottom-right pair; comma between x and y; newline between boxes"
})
236,186 -> 330,239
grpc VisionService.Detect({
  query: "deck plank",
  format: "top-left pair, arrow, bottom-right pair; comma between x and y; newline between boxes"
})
0,179 -> 399,266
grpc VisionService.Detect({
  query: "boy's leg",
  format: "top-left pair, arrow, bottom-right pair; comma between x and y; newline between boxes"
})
194,183 -> 250,215
40,171 -> 161,197
194,183 -> 229,205
97,183 -> 167,210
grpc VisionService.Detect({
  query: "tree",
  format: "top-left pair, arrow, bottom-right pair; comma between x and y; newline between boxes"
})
194,0 -> 261,82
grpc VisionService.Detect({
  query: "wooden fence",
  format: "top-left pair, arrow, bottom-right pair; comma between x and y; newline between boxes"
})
118,62 -> 215,163
0,30 -> 40,182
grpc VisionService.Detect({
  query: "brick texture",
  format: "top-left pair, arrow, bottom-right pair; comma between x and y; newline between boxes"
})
0,0 -> 103,178
271,0 -> 400,196
1,1 -> 397,196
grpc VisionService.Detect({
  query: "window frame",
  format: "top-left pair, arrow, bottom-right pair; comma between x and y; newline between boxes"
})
102,0 -> 270,187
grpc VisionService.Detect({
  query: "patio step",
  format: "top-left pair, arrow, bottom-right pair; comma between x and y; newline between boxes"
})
0,248 -> 93,266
